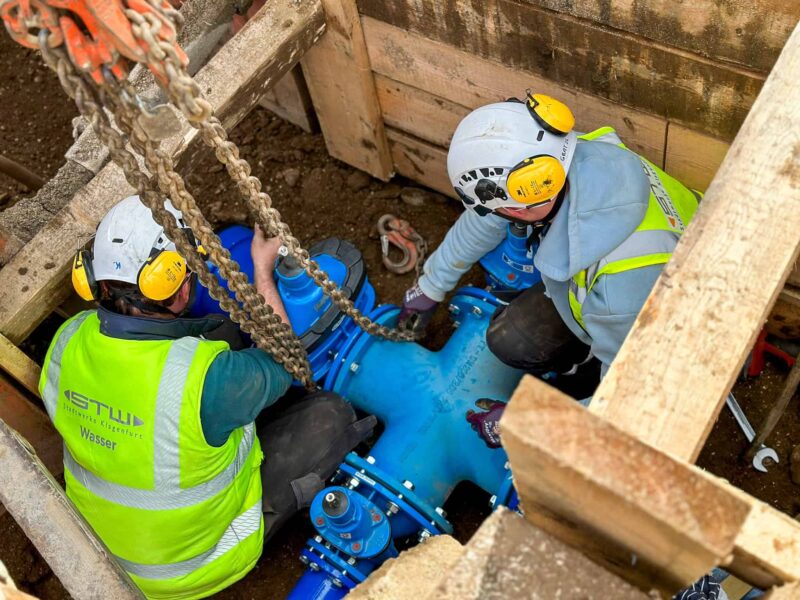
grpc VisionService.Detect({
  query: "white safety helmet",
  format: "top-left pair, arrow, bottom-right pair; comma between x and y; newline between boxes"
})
72,195 -> 197,302
447,94 -> 577,216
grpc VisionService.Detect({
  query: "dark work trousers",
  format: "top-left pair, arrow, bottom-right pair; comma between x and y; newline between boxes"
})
255,391 -> 376,541
486,283 -> 601,399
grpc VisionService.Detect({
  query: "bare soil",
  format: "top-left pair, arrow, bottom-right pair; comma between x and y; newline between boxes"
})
1,29 -> 798,600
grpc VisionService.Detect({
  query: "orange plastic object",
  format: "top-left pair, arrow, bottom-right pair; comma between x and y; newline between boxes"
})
1,0 -> 187,84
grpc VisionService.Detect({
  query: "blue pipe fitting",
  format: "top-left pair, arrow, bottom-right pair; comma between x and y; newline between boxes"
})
310,487 -> 395,560
190,226 -> 375,381
479,222 -> 541,292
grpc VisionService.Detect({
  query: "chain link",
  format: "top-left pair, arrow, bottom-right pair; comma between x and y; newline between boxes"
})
35,0 -> 416,389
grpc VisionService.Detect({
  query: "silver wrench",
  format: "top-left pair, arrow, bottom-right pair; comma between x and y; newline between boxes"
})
725,393 -> 779,473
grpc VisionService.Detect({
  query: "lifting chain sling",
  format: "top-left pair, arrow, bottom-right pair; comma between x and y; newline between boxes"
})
1,0 -> 416,390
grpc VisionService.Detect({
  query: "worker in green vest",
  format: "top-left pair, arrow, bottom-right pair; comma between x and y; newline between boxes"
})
40,195 -> 375,599
399,93 -> 700,444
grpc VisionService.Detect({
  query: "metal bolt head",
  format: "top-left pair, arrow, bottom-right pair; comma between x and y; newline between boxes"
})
366,455 -> 376,464
349,362 -> 359,373
448,304 -> 460,314
418,530 -> 431,541
332,579 -> 343,588
309,562 -> 320,571
489,494 -> 498,507
349,477 -> 359,489
472,306 -> 483,317
402,480 -> 414,490
300,555 -> 309,565
347,557 -> 356,565
314,535 -> 323,543
435,506 -> 446,518
387,502 -> 399,514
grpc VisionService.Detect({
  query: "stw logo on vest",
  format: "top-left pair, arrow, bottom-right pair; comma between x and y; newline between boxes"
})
63,390 -> 145,427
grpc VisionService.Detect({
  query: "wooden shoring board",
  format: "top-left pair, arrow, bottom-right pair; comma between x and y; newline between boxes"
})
363,17 -> 668,167
386,129 -> 453,199
359,1 -> 766,141
300,0 -> 393,180
0,333 -> 40,397
0,0 -> 326,345
259,65 -> 317,133
431,508 -> 652,599
664,124 -> 731,192
587,22 -> 800,463
503,0 -> 800,74
0,419 -> 143,599
502,376 -> 800,592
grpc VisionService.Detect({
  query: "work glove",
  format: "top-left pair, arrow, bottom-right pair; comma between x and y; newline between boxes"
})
465,399 -> 506,449
398,283 -> 438,333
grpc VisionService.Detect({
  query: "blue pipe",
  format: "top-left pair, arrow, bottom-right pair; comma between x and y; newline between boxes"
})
479,222 -> 541,291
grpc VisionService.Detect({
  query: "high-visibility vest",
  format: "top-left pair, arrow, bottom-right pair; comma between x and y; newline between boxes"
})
40,311 -> 264,600
567,127 -> 701,329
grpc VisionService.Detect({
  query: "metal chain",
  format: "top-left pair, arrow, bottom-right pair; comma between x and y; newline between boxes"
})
31,0 -> 416,390
40,43 -> 316,389
126,5 -> 416,343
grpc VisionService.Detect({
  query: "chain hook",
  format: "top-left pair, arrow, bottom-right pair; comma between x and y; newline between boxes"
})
377,214 -> 426,275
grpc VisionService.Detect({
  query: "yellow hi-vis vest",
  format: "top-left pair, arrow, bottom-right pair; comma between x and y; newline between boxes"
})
40,311 -> 264,600
568,127 -> 701,329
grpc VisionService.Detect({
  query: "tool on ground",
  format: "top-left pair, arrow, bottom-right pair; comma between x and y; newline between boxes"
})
377,214 -> 426,275
744,329 -> 796,378
1,0 -> 415,390
725,393 -> 779,473
745,348 -> 800,464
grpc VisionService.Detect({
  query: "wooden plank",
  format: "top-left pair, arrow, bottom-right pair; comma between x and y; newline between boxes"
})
375,75 -> 468,148
433,508 -> 651,599
259,66 -> 317,133
588,22 -> 800,462
0,0 -> 326,345
506,0 -> 800,74
763,582 -> 800,599
0,334 -> 40,397
0,420 -> 143,599
359,1 -> 766,141
0,373 -> 61,478
502,376 -> 751,593
386,129 -> 454,198
664,124 -> 731,192
502,376 -> 800,591
363,17 -> 668,166
300,0 -> 393,180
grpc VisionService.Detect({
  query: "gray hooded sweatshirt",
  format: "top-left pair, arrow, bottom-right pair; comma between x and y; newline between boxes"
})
418,137 -> 656,376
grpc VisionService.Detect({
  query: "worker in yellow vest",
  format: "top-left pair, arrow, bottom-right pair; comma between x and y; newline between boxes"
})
40,195 -> 375,599
399,93 -> 700,445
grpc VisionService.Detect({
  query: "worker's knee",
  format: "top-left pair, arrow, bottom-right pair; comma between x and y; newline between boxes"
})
486,308 -> 555,374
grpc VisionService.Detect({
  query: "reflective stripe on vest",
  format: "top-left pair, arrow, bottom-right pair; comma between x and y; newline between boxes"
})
115,500 -> 262,580
43,332 -> 256,510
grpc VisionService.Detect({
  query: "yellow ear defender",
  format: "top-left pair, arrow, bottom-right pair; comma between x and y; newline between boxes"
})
72,250 -> 98,302
504,92 -> 575,205
506,154 -> 568,205
525,92 -> 575,134
137,249 -> 188,301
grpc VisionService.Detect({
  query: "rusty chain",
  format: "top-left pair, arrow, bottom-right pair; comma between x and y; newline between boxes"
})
30,0 -> 415,390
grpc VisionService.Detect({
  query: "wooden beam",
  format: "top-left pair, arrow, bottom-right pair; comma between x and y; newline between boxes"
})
0,0 -> 326,345
0,334 -> 40,397
259,66 -> 317,133
664,124 -> 730,192
764,582 -> 800,599
432,508 -> 652,599
502,376 -> 800,591
503,0 -> 800,74
300,0 -> 393,180
588,22 -> 800,462
386,129 -> 453,199
359,1 -> 765,140
0,419 -> 143,599
363,17 -> 668,167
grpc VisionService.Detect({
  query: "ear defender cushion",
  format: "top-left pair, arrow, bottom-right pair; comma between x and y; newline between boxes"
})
138,250 -> 187,301
506,155 -> 566,205
72,250 -> 98,302
526,93 -> 575,135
